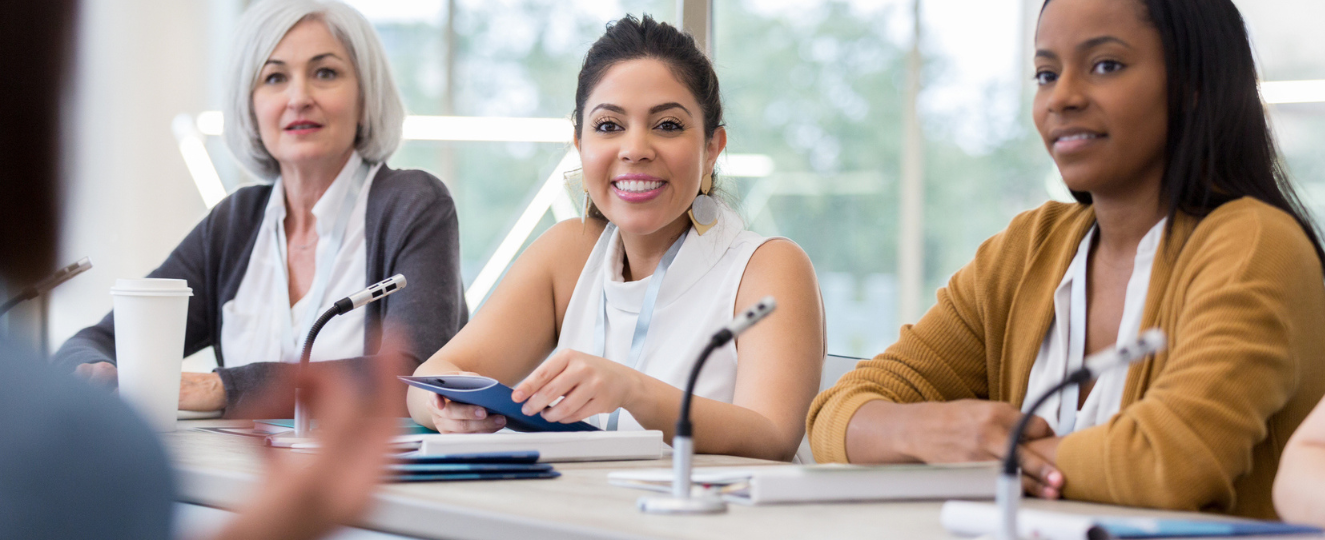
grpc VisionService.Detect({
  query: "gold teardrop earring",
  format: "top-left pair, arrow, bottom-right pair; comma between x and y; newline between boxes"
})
688,173 -> 718,235
563,168 -> 588,224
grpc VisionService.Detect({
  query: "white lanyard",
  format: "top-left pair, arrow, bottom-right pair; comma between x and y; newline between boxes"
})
594,228 -> 687,430
274,161 -> 370,363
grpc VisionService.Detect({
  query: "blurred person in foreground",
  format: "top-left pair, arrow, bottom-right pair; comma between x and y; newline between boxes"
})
808,0 -> 1325,519
0,1 -> 404,538
55,0 -> 467,416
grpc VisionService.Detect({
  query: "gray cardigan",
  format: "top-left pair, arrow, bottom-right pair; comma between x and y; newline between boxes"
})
52,166 -> 468,415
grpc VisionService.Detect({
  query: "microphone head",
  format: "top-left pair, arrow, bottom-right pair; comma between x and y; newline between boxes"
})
1084,329 -> 1167,377
33,257 -> 93,294
347,274 -> 407,310
726,296 -> 777,337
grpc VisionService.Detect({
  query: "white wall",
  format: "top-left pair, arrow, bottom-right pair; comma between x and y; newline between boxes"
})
50,1 -> 232,358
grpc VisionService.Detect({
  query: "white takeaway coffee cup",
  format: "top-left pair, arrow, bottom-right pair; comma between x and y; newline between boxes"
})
111,278 -> 193,432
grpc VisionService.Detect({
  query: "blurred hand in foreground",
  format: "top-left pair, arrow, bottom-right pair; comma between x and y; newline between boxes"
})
209,338 -> 410,540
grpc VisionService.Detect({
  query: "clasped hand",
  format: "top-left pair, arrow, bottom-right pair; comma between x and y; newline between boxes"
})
424,350 -> 641,433
908,400 -> 1064,499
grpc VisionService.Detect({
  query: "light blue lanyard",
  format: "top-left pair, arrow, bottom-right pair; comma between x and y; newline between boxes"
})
594,229 -> 687,430
275,161 -> 370,362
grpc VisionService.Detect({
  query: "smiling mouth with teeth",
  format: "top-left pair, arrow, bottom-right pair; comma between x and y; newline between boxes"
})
613,180 -> 664,193
1057,133 -> 1102,142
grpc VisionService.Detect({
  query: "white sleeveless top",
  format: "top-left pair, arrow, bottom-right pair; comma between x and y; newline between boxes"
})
556,206 -> 773,431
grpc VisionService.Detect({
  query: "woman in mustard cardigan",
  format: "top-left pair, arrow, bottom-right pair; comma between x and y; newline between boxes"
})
808,0 -> 1325,520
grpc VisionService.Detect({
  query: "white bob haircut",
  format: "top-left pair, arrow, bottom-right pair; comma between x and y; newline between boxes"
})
223,0 -> 405,180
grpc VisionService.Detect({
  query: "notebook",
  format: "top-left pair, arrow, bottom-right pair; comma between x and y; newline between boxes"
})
388,451 -> 558,482
609,462 -> 999,504
414,430 -> 665,463
940,501 -> 1324,539
253,418 -> 436,436
399,375 -> 599,433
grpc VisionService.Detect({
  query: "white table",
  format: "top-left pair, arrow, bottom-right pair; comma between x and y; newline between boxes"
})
165,420 -> 1315,540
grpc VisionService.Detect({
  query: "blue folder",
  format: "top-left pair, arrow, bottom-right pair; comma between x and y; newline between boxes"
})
398,375 -> 599,433
393,450 -> 540,464
391,470 -> 560,483
1096,517 -> 1323,538
388,451 -> 558,483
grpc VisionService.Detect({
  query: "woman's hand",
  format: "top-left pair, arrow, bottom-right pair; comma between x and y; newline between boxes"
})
848,399 -> 1064,499
424,391 -> 507,433
179,371 -> 227,411
211,335 -> 410,540
909,400 -> 1063,499
510,349 -> 642,424
73,361 -> 118,388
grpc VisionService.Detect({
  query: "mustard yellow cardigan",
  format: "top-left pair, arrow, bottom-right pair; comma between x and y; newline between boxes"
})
807,198 -> 1325,519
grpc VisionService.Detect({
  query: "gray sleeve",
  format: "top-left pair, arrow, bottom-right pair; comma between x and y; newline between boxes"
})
215,174 -> 467,416
51,211 -> 217,374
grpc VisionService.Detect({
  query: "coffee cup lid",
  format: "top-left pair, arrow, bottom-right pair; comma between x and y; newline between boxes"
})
110,278 -> 193,296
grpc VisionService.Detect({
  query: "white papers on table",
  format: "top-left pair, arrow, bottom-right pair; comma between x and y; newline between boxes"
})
609,462 -> 999,504
940,501 -> 1104,540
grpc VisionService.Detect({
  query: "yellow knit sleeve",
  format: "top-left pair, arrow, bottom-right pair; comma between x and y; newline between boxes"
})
806,229 -> 1006,463
1057,203 -> 1325,516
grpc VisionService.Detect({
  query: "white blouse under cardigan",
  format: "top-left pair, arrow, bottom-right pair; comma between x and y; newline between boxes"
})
1023,218 -> 1166,435
219,153 -> 381,367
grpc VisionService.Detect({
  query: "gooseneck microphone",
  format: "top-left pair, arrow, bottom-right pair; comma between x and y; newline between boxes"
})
294,274 -> 407,437
639,296 -> 777,515
0,257 -> 92,317
996,329 -> 1166,540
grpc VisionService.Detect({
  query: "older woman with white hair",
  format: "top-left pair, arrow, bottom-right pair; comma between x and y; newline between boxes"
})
56,0 -> 467,414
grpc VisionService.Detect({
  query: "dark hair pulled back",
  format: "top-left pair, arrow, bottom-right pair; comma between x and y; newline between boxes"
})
1042,0 -> 1325,266
573,14 -> 724,142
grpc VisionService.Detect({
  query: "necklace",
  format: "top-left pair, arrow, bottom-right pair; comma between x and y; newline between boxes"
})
290,239 -> 317,250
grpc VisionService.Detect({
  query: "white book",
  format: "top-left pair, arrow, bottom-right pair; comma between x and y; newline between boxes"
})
608,462 -> 998,505
415,430 -> 665,463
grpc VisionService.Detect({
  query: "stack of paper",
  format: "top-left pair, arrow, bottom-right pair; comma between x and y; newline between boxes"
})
609,462 -> 999,504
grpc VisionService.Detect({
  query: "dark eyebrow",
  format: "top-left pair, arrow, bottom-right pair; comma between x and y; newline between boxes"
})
1078,35 -> 1131,52
589,103 -> 626,115
1035,36 -> 1132,61
649,102 -> 691,116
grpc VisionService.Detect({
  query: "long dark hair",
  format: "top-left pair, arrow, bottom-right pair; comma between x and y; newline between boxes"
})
571,14 -> 725,221
1044,0 -> 1325,266
572,14 -> 723,142
0,0 -> 74,285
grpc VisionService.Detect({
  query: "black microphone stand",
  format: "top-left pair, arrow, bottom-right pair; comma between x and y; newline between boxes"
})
996,330 -> 1165,540
639,296 -> 777,515
0,257 -> 92,317
293,274 -> 407,438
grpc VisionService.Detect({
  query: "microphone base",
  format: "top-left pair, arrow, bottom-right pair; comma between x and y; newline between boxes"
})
637,495 -> 727,514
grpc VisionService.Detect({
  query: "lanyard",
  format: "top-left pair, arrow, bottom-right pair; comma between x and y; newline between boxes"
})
1058,226 -> 1094,434
594,228 -> 687,430
275,160 -> 371,363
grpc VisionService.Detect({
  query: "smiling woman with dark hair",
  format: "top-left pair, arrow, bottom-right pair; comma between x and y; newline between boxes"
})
406,14 -> 826,462
808,0 -> 1325,519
